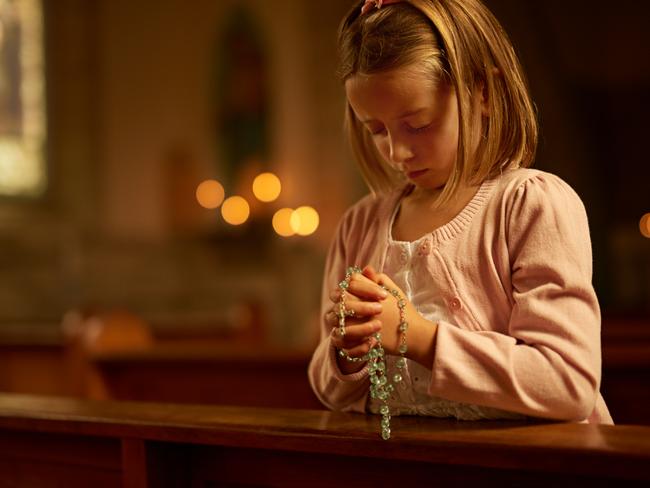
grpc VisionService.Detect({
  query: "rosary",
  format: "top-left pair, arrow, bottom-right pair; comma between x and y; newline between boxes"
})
337,266 -> 408,440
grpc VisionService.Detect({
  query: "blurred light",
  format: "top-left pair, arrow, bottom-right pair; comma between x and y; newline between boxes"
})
640,213 -> 650,238
221,196 -> 250,225
272,208 -> 295,237
290,206 -> 319,236
252,172 -> 281,202
196,179 -> 225,209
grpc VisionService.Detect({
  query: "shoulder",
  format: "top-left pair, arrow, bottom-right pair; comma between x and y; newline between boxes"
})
335,188 -> 401,238
488,168 -> 593,261
491,168 -> 587,219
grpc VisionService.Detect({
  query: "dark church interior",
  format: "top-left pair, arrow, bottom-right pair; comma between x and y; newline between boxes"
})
0,0 -> 649,485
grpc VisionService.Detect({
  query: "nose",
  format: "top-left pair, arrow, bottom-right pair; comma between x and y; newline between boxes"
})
387,135 -> 414,167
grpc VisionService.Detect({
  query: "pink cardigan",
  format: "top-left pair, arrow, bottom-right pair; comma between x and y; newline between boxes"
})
308,168 -> 613,424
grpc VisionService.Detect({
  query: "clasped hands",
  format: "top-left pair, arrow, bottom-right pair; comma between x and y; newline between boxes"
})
327,265 -> 422,362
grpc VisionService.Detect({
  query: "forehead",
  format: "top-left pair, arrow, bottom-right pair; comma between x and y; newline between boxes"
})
345,66 -> 439,121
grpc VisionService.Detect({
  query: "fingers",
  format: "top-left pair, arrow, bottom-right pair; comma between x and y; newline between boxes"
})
329,271 -> 387,303
324,299 -> 382,328
341,336 -> 378,358
349,273 -> 388,300
362,265 -> 380,282
330,319 -> 381,350
375,272 -> 402,295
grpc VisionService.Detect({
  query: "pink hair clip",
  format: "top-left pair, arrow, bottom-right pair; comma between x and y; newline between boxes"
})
360,0 -> 402,15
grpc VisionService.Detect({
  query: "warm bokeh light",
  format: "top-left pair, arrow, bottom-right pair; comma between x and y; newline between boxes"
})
221,196 -> 250,225
252,172 -> 281,202
290,206 -> 320,236
272,208 -> 295,237
195,179 -> 225,209
640,213 -> 650,238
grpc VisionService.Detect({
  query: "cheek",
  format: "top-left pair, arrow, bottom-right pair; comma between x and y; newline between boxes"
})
420,132 -> 456,163
373,138 -> 392,160
431,123 -> 459,160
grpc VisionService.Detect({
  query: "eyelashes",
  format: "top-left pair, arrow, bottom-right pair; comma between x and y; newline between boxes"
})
407,123 -> 432,134
369,123 -> 432,136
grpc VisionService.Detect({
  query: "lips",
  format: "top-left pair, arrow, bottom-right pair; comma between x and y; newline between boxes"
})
406,169 -> 428,179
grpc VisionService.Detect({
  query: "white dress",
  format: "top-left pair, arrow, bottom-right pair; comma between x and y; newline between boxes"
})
367,201 -> 526,420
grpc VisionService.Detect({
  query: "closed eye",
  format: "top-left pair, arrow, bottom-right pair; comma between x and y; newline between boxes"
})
407,123 -> 432,134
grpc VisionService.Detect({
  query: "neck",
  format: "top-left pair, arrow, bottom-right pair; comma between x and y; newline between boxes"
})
407,182 -> 476,211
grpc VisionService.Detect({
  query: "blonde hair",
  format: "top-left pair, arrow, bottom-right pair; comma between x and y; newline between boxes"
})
338,0 -> 537,202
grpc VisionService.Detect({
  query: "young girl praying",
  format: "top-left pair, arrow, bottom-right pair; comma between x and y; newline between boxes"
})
308,0 -> 613,437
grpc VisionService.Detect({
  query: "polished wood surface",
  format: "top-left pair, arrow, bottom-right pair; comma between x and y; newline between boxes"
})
0,393 -> 649,486
90,343 -> 323,409
0,314 -> 648,423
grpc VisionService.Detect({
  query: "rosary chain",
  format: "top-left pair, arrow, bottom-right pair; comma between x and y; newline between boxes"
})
336,266 -> 408,440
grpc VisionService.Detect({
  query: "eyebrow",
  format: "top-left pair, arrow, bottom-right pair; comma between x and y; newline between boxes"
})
361,108 -> 427,124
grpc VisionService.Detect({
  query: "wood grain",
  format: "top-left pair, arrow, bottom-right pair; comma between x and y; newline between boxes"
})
0,393 -> 649,486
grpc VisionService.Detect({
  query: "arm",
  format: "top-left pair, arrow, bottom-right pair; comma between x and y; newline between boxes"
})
307,209 -> 372,412
428,174 -> 601,421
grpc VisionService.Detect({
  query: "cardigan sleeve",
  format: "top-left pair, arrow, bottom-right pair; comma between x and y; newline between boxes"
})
307,205 -> 370,413
429,173 -> 602,421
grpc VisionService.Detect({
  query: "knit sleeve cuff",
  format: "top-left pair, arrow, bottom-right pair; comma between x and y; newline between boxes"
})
328,340 -> 369,382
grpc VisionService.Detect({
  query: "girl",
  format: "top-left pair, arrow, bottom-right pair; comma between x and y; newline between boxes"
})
308,0 -> 613,428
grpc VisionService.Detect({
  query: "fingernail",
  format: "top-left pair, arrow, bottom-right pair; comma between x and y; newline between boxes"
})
371,303 -> 382,313
378,289 -> 388,299
372,321 -> 382,331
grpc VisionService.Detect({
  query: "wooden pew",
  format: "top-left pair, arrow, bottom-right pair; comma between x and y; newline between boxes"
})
1,312 -> 648,423
601,315 -> 650,425
0,393 -> 649,487
90,344 -> 323,409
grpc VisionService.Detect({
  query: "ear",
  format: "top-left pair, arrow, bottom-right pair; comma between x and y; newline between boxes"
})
479,67 -> 501,117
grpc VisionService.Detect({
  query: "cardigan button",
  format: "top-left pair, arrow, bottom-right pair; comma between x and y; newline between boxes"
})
449,297 -> 461,310
417,241 -> 430,256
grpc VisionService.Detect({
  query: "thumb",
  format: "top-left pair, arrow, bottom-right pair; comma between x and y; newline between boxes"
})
375,272 -> 404,296
362,265 -> 380,283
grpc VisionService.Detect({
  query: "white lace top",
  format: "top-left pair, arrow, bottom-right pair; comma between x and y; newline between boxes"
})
367,197 -> 526,420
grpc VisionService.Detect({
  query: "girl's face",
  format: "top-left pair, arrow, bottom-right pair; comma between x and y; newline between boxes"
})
345,65 -> 460,193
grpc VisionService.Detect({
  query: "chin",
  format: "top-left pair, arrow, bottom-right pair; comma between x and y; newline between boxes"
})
416,178 -> 446,192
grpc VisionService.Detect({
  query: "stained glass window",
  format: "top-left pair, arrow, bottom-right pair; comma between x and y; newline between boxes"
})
0,0 -> 46,197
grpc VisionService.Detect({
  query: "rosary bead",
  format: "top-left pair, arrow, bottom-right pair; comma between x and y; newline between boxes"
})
337,267 -> 409,440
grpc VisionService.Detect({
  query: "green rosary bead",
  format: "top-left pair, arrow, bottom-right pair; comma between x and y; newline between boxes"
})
337,270 -> 409,440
